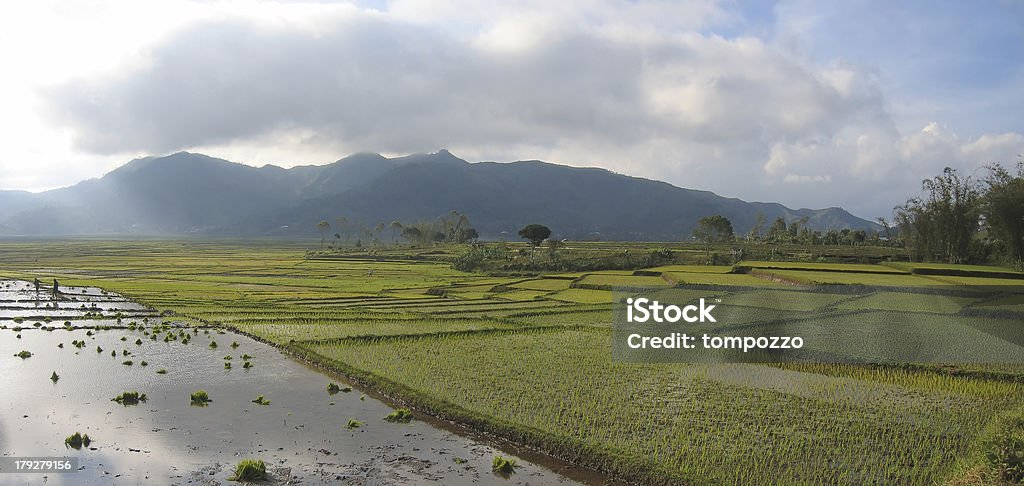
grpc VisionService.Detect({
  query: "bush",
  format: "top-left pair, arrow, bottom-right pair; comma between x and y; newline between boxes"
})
228,459 -> 267,482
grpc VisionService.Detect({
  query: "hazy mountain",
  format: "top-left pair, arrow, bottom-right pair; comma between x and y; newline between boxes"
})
0,150 -> 878,239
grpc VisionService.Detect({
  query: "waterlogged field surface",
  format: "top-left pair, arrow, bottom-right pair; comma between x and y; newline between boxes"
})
0,280 -> 593,485
2,241 -> 1024,485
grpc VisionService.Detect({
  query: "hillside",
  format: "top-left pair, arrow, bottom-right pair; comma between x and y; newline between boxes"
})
0,151 -> 878,239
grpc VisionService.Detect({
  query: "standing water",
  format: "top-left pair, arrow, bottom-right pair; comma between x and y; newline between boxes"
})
0,280 -> 601,485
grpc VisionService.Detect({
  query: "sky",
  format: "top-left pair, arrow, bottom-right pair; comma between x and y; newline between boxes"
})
0,0 -> 1021,220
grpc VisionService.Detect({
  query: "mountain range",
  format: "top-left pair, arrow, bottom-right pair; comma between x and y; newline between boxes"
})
0,150 -> 878,240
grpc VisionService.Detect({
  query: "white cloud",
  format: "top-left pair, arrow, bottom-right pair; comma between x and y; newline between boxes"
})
0,0 -> 1021,221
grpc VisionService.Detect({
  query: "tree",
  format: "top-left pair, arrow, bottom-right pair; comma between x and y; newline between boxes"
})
401,226 -> 422,244
895,167 -> 980,263
335,216 -> 350,243
766,217 -> 788,243
693,215 -> 734,254
747,212 -> 766,241
390,221 -> 403,244
518,224 -> 551,247
984,161 -> 1024,267
316,221 -> 331,250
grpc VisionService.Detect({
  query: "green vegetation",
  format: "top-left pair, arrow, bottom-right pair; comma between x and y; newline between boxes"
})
228,459 -> 267,482
384,408 -> 413,423
492,455 -> 517,476
14,350 -> 31,359
111,391 -> 147,405
190,390 -> 212,405
346,418 -> 362,429
252,395 -> 270,405
2,241 -> 1022,485
64,432 -> 91,450
50,371 -> 59,382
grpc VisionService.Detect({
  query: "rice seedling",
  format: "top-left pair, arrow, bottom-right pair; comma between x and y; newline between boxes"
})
242,361 -> 253,369
64,432 -> 91,450
57,343 -> 63,348
135,338 -> 142,345
346,418 -> 362,429
326,382 -> 341,394
231,341 -> 240,349
224,362 -> 232,369
241,354 -> 253,360
50,371 -> 59,382
156,368 -> 168,374
251,395 -> 270,405
140,360 -> 148,367
384,408 -> 413,423
228,459 -> 266,482
190,390 -> 212,405
14,350 -> 31,359
492,456 -> 517,477
209,340 -> 218,349
122,360 -> 133,366
111,391 -> 147,405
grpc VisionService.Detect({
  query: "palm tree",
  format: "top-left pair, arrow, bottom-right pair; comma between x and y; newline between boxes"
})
316,221 -> 331,250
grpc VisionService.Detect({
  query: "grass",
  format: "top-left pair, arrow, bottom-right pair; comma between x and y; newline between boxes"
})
228,459 -> 267,482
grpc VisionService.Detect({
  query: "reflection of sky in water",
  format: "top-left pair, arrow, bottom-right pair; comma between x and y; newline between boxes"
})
0,280 -> 590,485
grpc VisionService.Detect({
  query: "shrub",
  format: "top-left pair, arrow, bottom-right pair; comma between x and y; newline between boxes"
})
384,408 -> 413,423
228,459 -> 267,482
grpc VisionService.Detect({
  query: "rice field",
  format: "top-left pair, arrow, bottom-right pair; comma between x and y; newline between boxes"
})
2,240 -> 1023,485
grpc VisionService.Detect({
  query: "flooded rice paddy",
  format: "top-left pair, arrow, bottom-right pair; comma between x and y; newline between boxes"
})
0,280 -> 593,485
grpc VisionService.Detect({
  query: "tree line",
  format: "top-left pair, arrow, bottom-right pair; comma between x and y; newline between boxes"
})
691,160 -> 1024,268
315,210 -> 480,250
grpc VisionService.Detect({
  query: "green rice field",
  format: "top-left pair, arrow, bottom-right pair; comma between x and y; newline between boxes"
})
2,240 -> 1023,485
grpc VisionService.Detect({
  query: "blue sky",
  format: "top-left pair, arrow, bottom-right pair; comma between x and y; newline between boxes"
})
0,0 -> 1021,219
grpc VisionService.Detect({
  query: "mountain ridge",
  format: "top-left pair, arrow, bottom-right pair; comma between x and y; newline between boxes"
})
0,151 -> 878,239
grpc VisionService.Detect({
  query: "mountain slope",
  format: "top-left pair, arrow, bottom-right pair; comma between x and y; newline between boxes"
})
0,151 -> 878,239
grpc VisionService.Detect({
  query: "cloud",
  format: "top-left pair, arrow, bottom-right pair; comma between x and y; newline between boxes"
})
36,0 -> 1024,219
